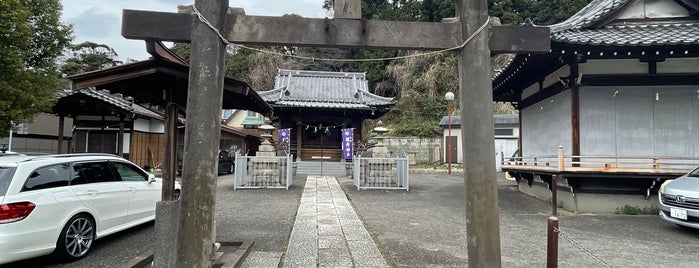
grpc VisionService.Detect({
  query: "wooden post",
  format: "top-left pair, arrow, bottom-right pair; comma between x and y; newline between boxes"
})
296,125 -> 302,160
176,0 -> 228,267
456,0 -> 501,266
57,115 -> 65,154
569,55 -> 580,167
547,216 -> 559,268
557,145 -> 565,171
163,101 -> 178,201
118,116 -> 125,157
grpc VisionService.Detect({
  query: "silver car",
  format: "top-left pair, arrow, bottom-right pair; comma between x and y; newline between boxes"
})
659,167 -> 699,229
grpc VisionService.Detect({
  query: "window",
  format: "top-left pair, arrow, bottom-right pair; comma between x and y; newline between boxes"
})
112,162 -> 148,182
494,128 -> 514,136
0,167 -> 15,196
221,109 -> 233,119
246,111 -> 257,118
71,162 -> 116,185
22,164 -> 71,191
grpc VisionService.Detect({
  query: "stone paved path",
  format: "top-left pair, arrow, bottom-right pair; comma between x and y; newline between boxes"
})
282,175 -> 388,268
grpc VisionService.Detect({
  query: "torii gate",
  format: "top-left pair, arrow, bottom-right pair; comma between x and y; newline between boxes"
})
122,0 -> 549,267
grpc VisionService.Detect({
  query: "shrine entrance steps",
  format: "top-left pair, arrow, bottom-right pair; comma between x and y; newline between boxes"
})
295,161 -> 348,177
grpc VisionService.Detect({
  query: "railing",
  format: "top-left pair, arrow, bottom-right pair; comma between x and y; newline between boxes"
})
234,154 -> 293,190
500,146 -> 699,174
353,155 -> 409,191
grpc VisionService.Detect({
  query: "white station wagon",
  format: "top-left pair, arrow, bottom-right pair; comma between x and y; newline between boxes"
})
659,167 -> 699,229
0,154 -> 180,264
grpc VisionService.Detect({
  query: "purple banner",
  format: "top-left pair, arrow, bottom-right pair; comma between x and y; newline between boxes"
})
341,128 -> 354,160
278,128 -> 291,155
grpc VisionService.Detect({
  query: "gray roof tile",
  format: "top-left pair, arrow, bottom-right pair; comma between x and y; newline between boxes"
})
58,88 -> 163,120
548,0 -> 699,46
259,69 -> 395,109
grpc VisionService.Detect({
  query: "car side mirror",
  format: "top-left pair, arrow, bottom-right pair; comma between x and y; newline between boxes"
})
148,173 -> 156,183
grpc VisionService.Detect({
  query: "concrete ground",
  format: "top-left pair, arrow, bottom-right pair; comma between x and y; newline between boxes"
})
6,171 -> 699,267
337,172 -> 699,267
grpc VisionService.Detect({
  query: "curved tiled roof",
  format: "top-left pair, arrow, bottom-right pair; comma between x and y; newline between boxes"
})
549,0 -> 629,32
57,88 -> 164,120
547,0 -> 699,46
492,0 -> 699,98
259,69 -> 395,109
553,22 -> 699,46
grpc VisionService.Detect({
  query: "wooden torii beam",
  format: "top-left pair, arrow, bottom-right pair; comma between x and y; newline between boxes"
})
122,9 -> 549,53
121,0 -> 550,267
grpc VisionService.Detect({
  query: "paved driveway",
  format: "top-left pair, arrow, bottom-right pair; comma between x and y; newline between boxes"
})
5,172 -> 699,267
338,173 -> 699,267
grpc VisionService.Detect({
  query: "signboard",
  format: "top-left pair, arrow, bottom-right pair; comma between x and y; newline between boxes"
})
341,128 -> 354,160
278,128 -> 291,155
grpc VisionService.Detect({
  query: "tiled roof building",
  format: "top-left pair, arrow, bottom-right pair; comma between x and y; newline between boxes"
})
260,69 -> 396,161
492,0 -> 699,212
260,69 -> 395,111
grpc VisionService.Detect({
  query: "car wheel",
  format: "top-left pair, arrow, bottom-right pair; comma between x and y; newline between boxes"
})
174,189 -> 181,200
229,164 -> 234,174
56,214 -> 95,261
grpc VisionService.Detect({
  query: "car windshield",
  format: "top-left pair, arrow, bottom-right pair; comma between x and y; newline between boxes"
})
688,167 -> 699,177
0,167 -> 17,197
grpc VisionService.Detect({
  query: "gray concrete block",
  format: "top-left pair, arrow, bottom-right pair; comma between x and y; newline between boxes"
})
318,224 -> 342,236
347,240 -> 383,259
342,225 -> 373,241
153,200 -> 180,268
240,251 -> 282,268
318,235 -> 347,249
318,248 -> 353,268
353,257 -> 390,268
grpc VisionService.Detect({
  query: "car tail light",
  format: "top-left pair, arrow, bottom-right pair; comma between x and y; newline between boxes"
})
0,202 -> 36,224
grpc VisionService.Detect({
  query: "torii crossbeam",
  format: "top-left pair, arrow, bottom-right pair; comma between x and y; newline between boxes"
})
121,1 -> 550,267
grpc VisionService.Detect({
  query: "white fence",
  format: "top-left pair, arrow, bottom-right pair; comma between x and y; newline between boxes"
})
352,155 -> 409,191
234,154 -> 293,190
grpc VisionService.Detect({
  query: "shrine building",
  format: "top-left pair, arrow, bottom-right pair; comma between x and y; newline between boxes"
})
259,69 -> 396,161
493,0 -> 699,212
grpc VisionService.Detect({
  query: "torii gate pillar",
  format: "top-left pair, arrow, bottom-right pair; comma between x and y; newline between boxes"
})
456,1 -> 502,267
176,1 -> 228,267
122,0 -> 550,267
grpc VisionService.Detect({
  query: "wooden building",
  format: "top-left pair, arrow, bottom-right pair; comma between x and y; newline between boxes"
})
492,0 -> 699,212
54,41 -> 273,168
52,88 -> 264,168
259,69 -> 396,161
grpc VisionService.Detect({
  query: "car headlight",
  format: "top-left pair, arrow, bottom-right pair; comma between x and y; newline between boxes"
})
659,179 -> 674,194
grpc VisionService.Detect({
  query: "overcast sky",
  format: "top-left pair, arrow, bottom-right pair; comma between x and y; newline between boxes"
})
60,0 -> 331,61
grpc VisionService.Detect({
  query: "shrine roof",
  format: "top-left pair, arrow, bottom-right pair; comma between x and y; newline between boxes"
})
549,0 -> 699,46
258,69 -> 396,110
55,88 -> 163,120
491,0 -> 699,102
67,41 -> 273,116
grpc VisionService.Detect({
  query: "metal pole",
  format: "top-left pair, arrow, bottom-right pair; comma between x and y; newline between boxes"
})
547,216 -> 559,268
447,101 -> 452,174
8,121 -> 13,151
551,174 -> 558,216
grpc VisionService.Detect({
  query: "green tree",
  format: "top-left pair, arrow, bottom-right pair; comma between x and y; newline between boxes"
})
0,0 -> 72,137
60,41 -> 122,76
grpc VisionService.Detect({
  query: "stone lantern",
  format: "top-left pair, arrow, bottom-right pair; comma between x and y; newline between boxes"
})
256,119 -> 276,157
370,120 -> 390,158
